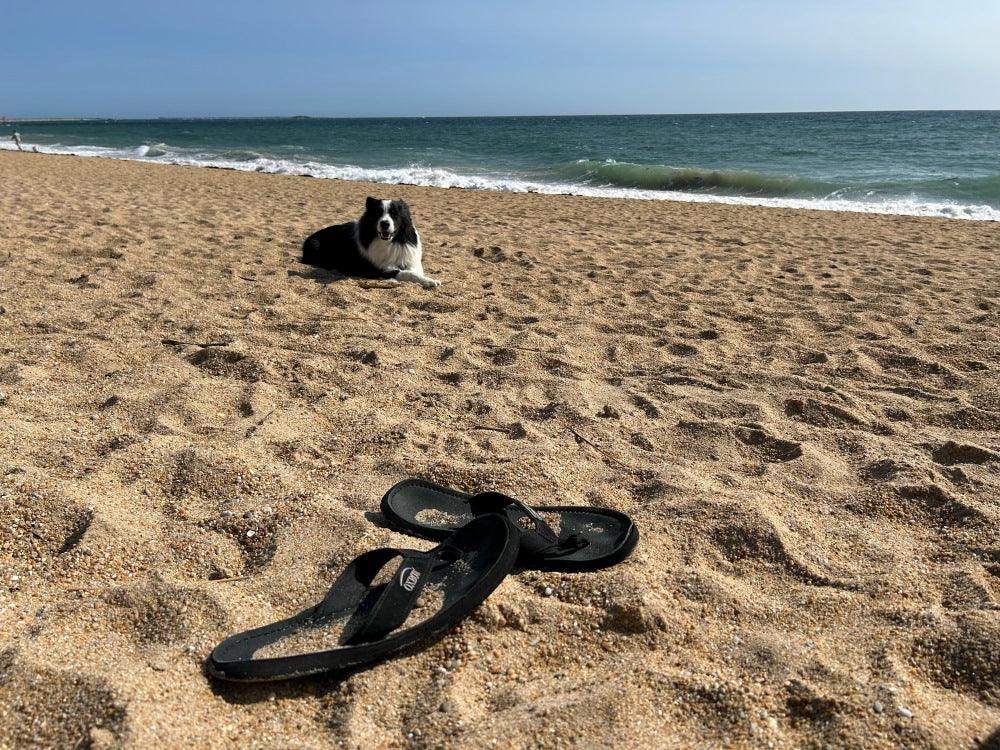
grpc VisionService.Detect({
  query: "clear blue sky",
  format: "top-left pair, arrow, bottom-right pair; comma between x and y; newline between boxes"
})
2,0 -> 997,118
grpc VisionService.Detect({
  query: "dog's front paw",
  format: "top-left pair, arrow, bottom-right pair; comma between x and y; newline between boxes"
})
422,278 -> 442,289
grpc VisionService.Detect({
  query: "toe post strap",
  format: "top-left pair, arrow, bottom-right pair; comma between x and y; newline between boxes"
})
469,492 -> 589,560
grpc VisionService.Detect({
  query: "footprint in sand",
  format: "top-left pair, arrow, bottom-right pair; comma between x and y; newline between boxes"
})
632,393 -> 660,418
908,614 -> 1000,707
1,489 -> 96,558
708,510 -> 847,589
784,680 -> 843,728
895,484 -> 986,527
667,342 -> 699,357
485,347 -> 518,366
630,432 -> 656,451
186,347 -> 269,382
101,581 -> 228,644
472,245 -> 508,263
0,658 -> 129,749
798,350 -> 829,365
861,458 -> 909,481
784,398 -> 864,429
201,507 -> 283,572
941,570 -> 996,611
927,441 -> 999,467
734,427 -> 804,463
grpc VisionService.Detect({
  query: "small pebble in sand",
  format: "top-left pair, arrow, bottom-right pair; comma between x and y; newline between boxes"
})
245,529 -> 256,538
897,707 -> 913,718
543,586 -> 554,597
0,392 -> 6,405
872,701 -> 884,714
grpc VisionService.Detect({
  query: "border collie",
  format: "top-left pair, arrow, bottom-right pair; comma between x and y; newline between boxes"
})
301,197 -> 440,288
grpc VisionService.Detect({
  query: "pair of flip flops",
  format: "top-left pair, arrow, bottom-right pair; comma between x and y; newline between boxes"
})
209,479 -> 639,682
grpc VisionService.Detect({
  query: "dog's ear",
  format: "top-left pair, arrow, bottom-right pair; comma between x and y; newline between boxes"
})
394,201 -> 419,245
365,196 -> 381,212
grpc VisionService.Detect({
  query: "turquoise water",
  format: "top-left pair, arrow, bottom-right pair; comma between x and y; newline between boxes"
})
4,111 -> 999,220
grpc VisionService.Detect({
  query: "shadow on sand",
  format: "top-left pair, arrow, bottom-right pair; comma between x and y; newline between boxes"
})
288,267 -> 400,290
287,267 -> 347,286
204,633 -> 452,706
977,726 -> 1000,750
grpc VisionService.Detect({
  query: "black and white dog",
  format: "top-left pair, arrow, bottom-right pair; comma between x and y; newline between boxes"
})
301,197 -> 440,288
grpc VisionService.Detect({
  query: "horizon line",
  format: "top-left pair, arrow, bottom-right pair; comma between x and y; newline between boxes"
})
4,107 -> 999,123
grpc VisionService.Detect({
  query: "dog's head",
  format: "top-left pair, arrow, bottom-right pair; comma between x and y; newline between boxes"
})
364,196 -> 416,243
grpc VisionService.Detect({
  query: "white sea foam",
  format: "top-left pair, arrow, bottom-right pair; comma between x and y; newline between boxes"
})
2,138 -> 997,221
133,143 -> 169,157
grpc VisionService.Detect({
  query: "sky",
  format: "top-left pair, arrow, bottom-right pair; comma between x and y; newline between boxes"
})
1,0 -> 998,118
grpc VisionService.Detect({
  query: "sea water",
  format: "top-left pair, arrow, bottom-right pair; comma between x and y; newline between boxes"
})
3,111 -> 998,220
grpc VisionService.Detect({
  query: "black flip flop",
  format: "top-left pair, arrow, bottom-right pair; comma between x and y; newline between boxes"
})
381,479 -> 639,572
208,513 -> 518,682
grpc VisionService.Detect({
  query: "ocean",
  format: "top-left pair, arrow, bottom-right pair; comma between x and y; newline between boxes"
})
3,111 -> 999,220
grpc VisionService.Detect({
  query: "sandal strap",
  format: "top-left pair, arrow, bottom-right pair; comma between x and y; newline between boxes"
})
535,533 -> 590,558
469,492 -> 560,543
469,492 -> 589,559
312,547 -> 436,645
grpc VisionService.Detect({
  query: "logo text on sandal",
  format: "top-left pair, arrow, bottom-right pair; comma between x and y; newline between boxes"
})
399,567 -> 421,592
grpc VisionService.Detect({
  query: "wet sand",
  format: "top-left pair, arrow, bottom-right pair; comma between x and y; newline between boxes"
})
0,150 -> 997,749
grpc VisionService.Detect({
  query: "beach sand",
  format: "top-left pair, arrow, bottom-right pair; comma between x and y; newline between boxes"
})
0,150 -> 997,749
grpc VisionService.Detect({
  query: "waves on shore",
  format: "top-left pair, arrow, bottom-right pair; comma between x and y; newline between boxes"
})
2,139 -> 997,221
557,159 -> 837,196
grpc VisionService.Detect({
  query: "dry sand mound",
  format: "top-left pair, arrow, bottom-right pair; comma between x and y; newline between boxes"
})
0,151 -> 997,748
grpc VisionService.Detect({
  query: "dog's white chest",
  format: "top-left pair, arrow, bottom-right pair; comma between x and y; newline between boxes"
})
364,237 -> 420,271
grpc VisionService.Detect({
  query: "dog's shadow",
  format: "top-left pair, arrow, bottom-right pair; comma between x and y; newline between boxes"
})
288,267 -> 400,290
287,267 -> 348,286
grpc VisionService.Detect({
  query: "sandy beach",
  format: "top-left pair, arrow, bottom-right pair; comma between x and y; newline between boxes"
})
0,150 -> 997,749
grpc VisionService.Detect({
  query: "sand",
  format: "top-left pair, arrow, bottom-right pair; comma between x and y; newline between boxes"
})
0,150 -> 997,749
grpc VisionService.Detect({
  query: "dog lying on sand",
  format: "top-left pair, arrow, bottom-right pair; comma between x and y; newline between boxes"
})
302,197 -> 440,288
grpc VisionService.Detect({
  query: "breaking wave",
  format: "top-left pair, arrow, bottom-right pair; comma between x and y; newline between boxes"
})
557,159 -> 836,197
2,138 -> 997,221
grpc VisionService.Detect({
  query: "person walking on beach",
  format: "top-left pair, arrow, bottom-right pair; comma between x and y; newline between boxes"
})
12,130 -> 23,151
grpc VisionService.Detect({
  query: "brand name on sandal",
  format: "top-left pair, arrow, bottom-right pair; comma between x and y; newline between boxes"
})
399,567 -> 421,592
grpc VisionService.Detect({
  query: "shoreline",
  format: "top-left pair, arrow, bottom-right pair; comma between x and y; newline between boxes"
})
0,151 -> 997,748
2,141 -> 996,222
